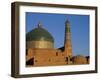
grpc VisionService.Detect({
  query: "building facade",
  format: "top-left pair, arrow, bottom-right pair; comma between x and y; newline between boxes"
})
26,20 -> 89,67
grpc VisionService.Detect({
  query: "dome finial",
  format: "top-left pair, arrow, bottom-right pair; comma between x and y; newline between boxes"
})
38,21 -> 42,28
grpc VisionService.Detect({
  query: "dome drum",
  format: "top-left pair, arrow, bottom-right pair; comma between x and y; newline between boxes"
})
27,40 -> 54,49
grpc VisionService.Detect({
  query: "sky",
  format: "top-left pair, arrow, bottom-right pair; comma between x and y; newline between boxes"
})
26,12 -> 89,56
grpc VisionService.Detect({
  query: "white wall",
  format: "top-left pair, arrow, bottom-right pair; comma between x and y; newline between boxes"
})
0,0 -> 99,80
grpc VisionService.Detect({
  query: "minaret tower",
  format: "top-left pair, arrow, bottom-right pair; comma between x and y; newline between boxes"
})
64,19 -> 72,64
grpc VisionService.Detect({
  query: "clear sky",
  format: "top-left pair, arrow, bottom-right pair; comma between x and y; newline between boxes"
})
26,12 -> 89,56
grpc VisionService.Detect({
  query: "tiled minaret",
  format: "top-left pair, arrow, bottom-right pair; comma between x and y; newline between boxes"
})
64,19 -> 72,64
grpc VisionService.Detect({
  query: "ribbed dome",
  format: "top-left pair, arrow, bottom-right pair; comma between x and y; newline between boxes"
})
26,23 -> 54,43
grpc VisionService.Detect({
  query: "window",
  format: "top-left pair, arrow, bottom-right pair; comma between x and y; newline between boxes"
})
35,60 -> 38,62
66,57 -> 68,62
56,52 -> 58,56
48,59 -> 51,62
70,58 -> 72,61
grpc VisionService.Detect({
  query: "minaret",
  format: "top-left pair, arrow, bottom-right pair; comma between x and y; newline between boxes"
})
64,19 -> 72,64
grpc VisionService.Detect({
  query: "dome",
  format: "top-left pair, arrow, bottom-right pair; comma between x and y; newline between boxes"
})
26,23 -> 54,43
26,22 -> 54,49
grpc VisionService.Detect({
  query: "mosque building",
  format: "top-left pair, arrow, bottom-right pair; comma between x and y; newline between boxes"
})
26,19 -> 89,67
